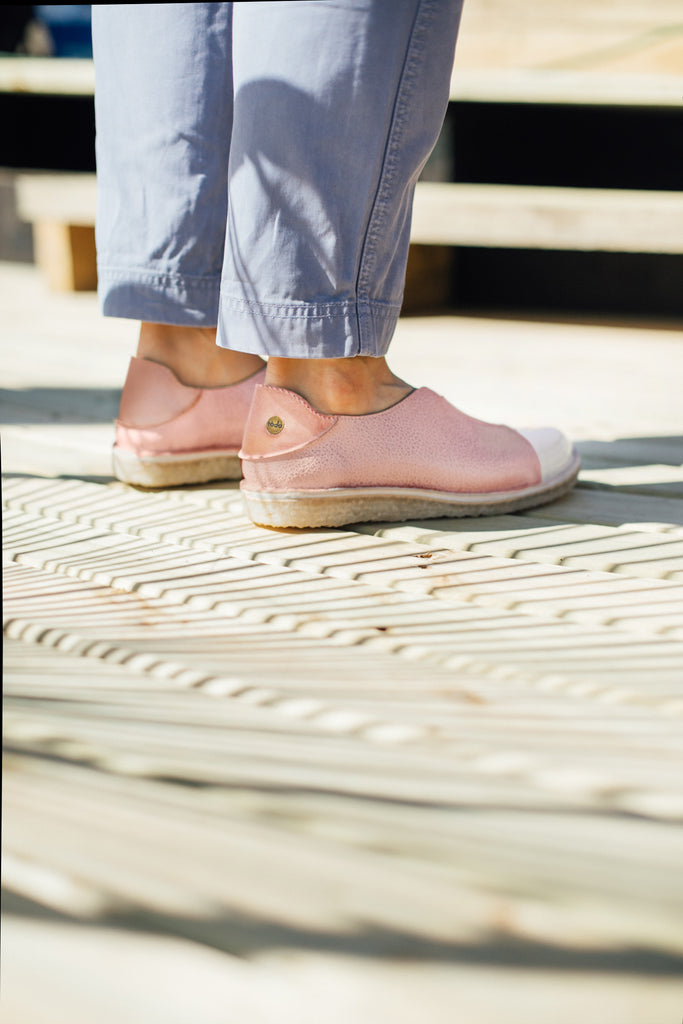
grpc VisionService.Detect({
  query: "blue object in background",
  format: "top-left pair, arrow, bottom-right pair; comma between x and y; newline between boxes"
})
35,5 -> 92,58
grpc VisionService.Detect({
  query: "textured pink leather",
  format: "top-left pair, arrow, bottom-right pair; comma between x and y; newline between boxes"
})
117,358 -> 199,427
242,386 -> 338,456
240,385 -> 542,494
115,358 -> 266,457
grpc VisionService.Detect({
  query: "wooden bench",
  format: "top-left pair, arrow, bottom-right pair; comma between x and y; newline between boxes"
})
3,54 -> 681,107
1,56 -> 97,289
5,56 -> 683,293
15,170 -> 683,295
411,182 -> 683,253
15,171 -> 97,290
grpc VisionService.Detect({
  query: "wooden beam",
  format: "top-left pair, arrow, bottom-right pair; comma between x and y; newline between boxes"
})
411,182 -> 683,253
32,221 -> 97,291
449,68 -> 683,108
15,172 -> 97,227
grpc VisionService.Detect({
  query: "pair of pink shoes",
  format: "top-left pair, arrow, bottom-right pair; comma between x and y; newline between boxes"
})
114,357 -> 580,528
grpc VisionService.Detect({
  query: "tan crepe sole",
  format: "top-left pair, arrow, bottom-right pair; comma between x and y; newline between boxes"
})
242,452 -> 581,529
113,446 -> 242,488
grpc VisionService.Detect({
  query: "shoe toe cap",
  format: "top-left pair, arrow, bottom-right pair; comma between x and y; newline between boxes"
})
518,427 -> 576,483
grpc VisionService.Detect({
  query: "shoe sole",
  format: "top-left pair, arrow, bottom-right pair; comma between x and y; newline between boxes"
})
113,447 -> 242,488
242,452 -> 581,528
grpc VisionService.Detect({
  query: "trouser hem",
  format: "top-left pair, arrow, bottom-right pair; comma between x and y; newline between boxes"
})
97,268 -> 221,326
217,294 -> 401,359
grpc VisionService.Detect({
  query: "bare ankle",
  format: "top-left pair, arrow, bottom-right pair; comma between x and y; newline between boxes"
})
137,323 -> 265,388
264,356 -> 412,416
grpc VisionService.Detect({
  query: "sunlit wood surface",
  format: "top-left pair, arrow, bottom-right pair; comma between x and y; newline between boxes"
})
3,259 -> 682,1023
455,0 -> 683,74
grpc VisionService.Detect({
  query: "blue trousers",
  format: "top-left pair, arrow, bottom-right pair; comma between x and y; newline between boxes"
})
92,1 -> 462,358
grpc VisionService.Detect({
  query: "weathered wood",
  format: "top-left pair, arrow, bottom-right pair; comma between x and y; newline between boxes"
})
411,182 -> 683,253
31,220 -> 97,291
0,55 -> 95,96
3,3 -> 683,1016
3,261 -> 683,1024
17,175 -> 683,269
3,912 -> 681,1024
3,59 -> 681,109
15,172 -> 97,227
450,68 -> 683,107
454,0 -> 683,79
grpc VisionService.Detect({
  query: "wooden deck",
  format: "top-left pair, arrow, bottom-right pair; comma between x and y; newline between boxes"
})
2,261 -> 683,1023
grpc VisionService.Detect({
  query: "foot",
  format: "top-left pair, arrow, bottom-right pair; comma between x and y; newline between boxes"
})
239,379 -> 580,528
265,355 -> 412,415
113,323 -> 266,488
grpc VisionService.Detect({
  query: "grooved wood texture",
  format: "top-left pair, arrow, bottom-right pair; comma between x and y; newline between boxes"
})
2,262 -> 683,1022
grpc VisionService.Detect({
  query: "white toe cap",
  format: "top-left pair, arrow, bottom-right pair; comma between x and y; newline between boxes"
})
518,427 -> 575,483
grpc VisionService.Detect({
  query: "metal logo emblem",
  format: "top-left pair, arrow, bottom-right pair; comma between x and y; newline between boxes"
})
266,415 -> 284,435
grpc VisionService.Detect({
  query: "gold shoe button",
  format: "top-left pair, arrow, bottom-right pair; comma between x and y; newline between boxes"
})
266,415 -> 284,435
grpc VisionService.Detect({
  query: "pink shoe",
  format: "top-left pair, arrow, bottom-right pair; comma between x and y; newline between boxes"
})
113,357 -> 266,487
239,384 -> 580,528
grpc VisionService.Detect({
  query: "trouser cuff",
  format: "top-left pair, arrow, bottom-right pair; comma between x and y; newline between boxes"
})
98,268 -> 221,326
217,295 -> 401,359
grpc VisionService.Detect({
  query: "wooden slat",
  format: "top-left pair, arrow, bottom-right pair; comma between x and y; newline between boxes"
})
6,488 -> 683,697
0,56 -> 95,96
2,57 -> 680,108
15,172 -> 97,227
450,68 -> 683,107
411,182 -> 683,253
4,910 -> 682,1024
16,174 -> 683,256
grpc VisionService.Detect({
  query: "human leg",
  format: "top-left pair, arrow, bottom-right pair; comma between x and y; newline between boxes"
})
227,1 -> 579,525
94,1 -> 578,513
220,0 -> 463,365
92,3 -> 265,485
93,3 -> 233,331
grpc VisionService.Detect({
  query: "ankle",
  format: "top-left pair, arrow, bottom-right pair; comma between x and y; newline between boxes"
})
265,356 -> 412,415
137,323 -> 265,388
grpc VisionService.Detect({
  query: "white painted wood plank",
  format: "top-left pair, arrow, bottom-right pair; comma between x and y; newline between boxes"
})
411,182 -> 683,253
5,761 -> 683,958
7,547 -> 683,719
7,687 -> 683,816
579,464 -> 683,498
0,56 -> 95,95
521,488 -> 683,529
450,68 -> 683,107
16,174 -> 683,257
576,438 -> 683,469
5,913 -> 682,1024
3,55 -> 681,109
15,171 -> 97,225
7,492 -> 683,691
